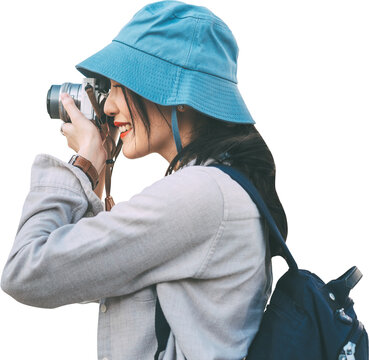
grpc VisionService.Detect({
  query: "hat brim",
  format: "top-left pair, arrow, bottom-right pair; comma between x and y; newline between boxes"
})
76,40 -> 255,124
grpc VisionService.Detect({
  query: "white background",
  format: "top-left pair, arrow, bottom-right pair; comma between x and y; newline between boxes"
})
0,0 -> 368,359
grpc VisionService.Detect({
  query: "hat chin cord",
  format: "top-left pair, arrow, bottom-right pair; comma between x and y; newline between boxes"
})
171,106 -> 183,157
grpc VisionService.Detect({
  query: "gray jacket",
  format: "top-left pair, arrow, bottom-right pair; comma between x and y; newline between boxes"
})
1,154 -> 272,360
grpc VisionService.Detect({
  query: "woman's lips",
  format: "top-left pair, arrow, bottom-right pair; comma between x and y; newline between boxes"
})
114,121 -> 131,127
114,121 -> 133,139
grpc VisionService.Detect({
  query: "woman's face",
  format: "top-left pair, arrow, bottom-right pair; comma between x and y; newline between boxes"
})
104,79 -> 181,162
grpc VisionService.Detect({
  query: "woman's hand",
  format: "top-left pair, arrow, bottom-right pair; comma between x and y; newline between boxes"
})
60,93 -> 107,175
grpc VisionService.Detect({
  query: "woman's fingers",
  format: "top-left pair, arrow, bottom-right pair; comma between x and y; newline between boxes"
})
59,92 -> 107,169
60,92 -> 100,141
60,122 -> 74,136
60,122 -> 78,152
60,93 -> 84,123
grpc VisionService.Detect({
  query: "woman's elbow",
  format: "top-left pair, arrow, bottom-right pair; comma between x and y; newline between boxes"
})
1,262 -> 59,309
1,270 -> 30,306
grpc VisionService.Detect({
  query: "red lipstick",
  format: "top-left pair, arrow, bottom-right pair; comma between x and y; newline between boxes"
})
120,129 -> 132,139
114,121 -> 132,127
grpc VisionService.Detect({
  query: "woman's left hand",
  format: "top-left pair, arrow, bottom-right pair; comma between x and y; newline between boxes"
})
60,93 -> 107,175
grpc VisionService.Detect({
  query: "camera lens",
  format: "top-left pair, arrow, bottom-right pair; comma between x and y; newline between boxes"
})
46,83 -> 82,122
47,85 -> 61,119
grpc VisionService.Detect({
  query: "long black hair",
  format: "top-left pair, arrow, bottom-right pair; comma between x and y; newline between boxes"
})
119,86 -> 287,256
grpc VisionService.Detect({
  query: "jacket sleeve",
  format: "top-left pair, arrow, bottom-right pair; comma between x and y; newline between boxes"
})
1,154 -> 224,308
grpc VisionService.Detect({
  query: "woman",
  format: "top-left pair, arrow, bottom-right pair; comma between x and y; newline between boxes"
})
1,1 -> 287,359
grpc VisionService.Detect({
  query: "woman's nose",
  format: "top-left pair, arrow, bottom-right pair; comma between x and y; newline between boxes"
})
104,93 -> 118,117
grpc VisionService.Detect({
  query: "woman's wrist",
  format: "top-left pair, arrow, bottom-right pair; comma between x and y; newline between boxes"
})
78,146 -> 107,175
68,154 -> 101,190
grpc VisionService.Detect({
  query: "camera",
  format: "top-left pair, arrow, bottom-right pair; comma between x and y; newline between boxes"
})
46,77 -> 110,124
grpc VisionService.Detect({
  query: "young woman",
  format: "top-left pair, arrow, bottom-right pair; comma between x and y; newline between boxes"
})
1,1 -> 287,359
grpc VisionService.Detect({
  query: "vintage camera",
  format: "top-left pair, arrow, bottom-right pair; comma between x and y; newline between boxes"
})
46,77 -> 111,125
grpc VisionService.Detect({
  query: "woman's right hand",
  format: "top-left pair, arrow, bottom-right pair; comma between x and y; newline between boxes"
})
61,93 -> 107,175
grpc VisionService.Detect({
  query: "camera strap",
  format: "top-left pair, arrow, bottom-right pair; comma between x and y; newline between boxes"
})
86,86 -> 122,211
104,137 -> 122,211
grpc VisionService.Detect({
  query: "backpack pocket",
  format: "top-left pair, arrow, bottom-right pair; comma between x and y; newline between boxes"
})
247,288 -> 307,360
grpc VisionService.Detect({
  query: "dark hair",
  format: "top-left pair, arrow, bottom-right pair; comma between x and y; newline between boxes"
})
120,86 -> 288,256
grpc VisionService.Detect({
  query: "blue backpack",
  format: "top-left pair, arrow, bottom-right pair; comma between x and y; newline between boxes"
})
210,164 -> 369,360
155,164 -> 369,360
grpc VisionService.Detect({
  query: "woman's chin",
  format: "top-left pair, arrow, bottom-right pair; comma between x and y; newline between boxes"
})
122,146 -> 145,160
122,148 -> 134,159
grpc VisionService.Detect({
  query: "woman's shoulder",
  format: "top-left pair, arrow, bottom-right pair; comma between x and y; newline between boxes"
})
136,163 -> 225,211
180,163 -> 260,219
140,162 -> 260,222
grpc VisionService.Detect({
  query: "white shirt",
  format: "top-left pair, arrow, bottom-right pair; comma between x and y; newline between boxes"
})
1,154 -> 272,360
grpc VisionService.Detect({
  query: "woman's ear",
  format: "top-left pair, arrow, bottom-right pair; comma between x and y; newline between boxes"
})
177,105 -> 186,112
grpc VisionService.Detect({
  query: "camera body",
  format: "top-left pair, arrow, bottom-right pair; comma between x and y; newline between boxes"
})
46,77 -> 110,123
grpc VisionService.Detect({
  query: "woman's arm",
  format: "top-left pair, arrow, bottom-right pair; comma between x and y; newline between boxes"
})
0,154 -> 224,308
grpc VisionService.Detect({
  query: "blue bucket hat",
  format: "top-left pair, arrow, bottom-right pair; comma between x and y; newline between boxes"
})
76,0 -> 254,155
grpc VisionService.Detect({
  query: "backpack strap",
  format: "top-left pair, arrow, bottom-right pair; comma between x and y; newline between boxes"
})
154,163 -> 299,359
154,298 -> 170,360
208,164 -> 298,270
